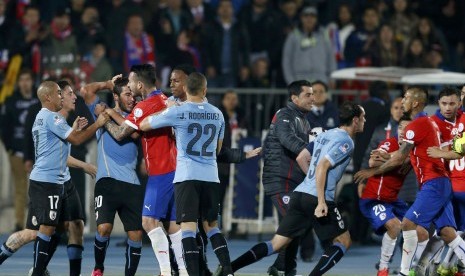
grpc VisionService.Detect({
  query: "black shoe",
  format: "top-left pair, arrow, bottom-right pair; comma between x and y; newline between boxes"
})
267,266 -> 284,276
213,265 -> 223,276
284,269 -> 297,276
301,255 -> 314,263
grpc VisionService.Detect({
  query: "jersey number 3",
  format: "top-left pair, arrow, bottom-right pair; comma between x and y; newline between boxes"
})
186,123 -> 217,157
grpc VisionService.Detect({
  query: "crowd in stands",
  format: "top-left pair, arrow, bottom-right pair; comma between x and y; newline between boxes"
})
0,0 -> 464,90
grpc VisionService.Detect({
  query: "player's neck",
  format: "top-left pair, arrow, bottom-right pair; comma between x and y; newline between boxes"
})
339,126 -> 355,138
410,108 -> 423,119
142,87 -> 157,99
59,109 -> 70,119
187,95 -> 204,103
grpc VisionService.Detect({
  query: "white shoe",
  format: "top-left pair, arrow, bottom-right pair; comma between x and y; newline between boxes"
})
28,267 -> 51,276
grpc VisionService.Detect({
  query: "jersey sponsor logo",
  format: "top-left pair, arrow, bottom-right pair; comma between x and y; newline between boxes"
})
144,204 -> 151,211
282,195 -> 290,204
49,210 -> 57,221
339,143 -> 349,154
413,211 -> 420,218
406,130 -> 414,140
134,108 -> 143,118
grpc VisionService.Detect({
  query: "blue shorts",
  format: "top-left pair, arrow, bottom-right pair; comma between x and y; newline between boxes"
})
453,192 -> 465,231
359,198 -> 409,234
404,177 -> 456,231
142,171 -> 176,221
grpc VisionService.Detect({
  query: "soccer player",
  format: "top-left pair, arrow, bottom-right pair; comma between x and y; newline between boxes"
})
207,102 -> 365,276
139,72 -> 233,276
80,77 -> 144,276
102,64 -> 185,276
354,86 -> 465,276
358,114 -> 412,276
27,81 -> 107,276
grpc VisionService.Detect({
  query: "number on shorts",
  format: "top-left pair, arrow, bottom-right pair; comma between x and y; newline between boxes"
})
372,204 -> 386,216
48,195 -> 59,210
186,123 -> 217,157
334,207 -> 342,220
95,195 -> 103,208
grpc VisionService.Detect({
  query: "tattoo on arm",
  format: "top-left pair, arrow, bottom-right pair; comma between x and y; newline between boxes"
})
104,121 -> 134,140
376,143 -> 413,175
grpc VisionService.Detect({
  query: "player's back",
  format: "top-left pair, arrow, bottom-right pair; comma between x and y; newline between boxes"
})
172,102 -> 225,183
404,115 -> 447,185
30,108 -> 72,184
295,128 -> 354,201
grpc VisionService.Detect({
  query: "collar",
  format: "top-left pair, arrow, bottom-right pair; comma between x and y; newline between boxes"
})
287,101 -> 307,116
434,109 -> 456,124
147,90 -> 162,98
414,111 -> 428,119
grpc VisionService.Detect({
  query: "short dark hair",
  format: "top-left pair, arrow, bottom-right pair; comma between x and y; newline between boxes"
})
438,87 -> 460,100
113,77 -> 129,96
312,80 -> 328,92
130,64 -> 157,87
173,64 -> 196,76
57,80 -> 71,90
339,102 -> 363,126
287,80 -> 312,100
398,114 -> 412,125
186,72 -> 207,96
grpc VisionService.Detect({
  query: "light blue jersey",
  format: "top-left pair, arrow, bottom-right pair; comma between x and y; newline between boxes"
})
294,128 -> 354,201
148,102 -> 225,183
30,108 -> 73,184
88,98 -> 139,185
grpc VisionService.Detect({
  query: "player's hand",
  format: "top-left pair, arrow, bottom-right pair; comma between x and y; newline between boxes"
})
94,102 -> 107,116
96,112 -> 110,127
84,163 -> 97,178
371,149 -> 390,161
24,160 -> 33,173
354,168 -> 376,184
245,147 -> 262,159
166,99 -> 178,108
111,74 -> 123,87
314,202 -> 328,218
73,116 -> 88,131
427,146 -> 444,158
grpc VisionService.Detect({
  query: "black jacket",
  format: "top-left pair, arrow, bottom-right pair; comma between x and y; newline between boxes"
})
262,102 -> 311,195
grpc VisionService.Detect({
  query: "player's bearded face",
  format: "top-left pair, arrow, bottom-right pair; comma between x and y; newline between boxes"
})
119,90 -> 135,113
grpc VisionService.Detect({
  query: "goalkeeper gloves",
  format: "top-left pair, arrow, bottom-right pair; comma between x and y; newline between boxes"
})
452,135 -> 465,154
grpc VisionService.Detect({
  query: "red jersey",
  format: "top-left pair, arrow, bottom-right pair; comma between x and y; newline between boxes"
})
362,137 -> 410,202
125,90 -> 177,175
449,112 -> 465,192
403,113 -> 448,185
431,110 -> 458,149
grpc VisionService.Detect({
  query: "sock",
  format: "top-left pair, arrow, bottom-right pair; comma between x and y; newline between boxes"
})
182,230 -> 200,276
147,227 -> 171,275
231,241 -> 273,272
68,244 -> 83,276
0,243 -> 15,265
379,233 -> 397,269
196,231 -> 207,276
31,232 -> 51,276
309,243 -> 346,276
414,239 -> 429,265
416,235 -> 444,274
448,235 -> 465,265
400,230 -> 418,275
169,242 -> 179,275
170,230 -> 187,273
43,232 -> 61,269
208,228 -> 233,275
125,239 -> 142,276
94,232 -> 110,271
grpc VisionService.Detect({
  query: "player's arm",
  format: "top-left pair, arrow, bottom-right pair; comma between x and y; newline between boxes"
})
314,157 -> 332,218
296,142 -> 314,174
67,113 -> 109,145
217,139 -> 223,155
274,110 -> 307,155
104,120 -> 136,141
80,74 -> 121,105
139,107 -> 170,132
354,142 -> 413,183
104,108 -> 140,139
368,149 -> 391,168
67,156 -> 97,178
427,146 -> 462,160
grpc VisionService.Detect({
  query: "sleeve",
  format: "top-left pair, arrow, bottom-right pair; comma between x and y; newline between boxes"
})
306,141 -> 314,155
47,113 -> 73,140
147,106 -> 177,129
217,147 -> 246,163
324,138 -> 353,166
274,110 -> 308,155
86,96 -> 100,121
403,120 -> 424,145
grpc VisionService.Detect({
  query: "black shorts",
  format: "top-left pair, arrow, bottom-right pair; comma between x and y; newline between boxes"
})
270,192 -> 293,218
27,180 -> 66,228
27,180 -> 84,230
175,180 -> 220,224
276,192 -> 348,241
94,178 -> 143,232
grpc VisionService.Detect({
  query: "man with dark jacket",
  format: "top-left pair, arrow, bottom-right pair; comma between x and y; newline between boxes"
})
262,80 -> 314,276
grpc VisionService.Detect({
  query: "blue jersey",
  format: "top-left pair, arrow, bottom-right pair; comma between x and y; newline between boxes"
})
30,108 -> 73,184
148,102 -> 225,183
295,128 -> 354,201
88,98 -> 139,185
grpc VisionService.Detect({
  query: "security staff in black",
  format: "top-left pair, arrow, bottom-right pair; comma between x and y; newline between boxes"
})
262,80 -> 313,276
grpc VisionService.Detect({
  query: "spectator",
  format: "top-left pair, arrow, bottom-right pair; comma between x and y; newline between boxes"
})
306,80 -> 339,129
368,23 -> 402,67
426,43 -> 446,69
41,8 -> 79,77
75,5 -> 105,58
69,0 -> 86,28
80,41 -> 113,83
282,6 -> 336,85
186,0 -> 215,27
344,6 -> 380,67
0,0 -> 23,80
326,3 -> 355,68
0,69 -> 39,231
123,14 -> 155,73
165,29 -> 202,71
201,0 -> 250,88
247,56 -> 271,88
388,0 -> 419,51
402,38 -> 428,68
411,17 -> 449,63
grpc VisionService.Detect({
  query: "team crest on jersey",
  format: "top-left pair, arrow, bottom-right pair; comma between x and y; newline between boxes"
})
53,115 -> 63,125
49,211 -> 57,221
406,130 -> 415,140
380,142 -> 391,151
338,220 -> 345,229
339,143 -> 349,154
282,195 -> 290,204
379,213 -> 386,221
134,108 -> 143,118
